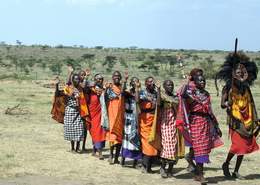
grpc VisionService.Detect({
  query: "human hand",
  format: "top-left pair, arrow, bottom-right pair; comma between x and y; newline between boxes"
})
104,81 -> 112,89
124,71 -> 129,82
136,81 -> 141,89
68,65 -> 74,73
155,80 -> 161,89
54,76 -> 60,84
225,101 -> 232,110
85,68 -> 91,76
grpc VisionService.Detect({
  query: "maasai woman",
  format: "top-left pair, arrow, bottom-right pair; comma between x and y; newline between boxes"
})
176,68 -> 204,172
160,80 -> 185,178
86,73 -> 106,160
139,76 -> 160,173
63,74 -> 87,153
78,69 -> 90,151
65,66 -> 89,152
121,76 -> 142,168
215,52 -> 259,179
178,75 -> 222,184
105,71 -> 125,164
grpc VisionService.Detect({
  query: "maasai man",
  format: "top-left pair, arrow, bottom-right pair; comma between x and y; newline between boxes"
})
139,76 -> 160,173
86,73 -> 106,160
159,80 -> 185,178
176,68 -> 204,172
177,75 -> 222,184
63,74 -> 88,153
215,52 -> 259,179
121,76 -> 142,168
105,71 -> 125,164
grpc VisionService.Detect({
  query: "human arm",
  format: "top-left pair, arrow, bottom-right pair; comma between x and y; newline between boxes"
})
66,65 -> 74,85
221,86 -> 232,109
122,71 -> 128,94
155,80 -> 161,106
135,81 -> 141,103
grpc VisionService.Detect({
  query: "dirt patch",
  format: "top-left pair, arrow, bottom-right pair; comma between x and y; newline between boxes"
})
0,175 -> 90,185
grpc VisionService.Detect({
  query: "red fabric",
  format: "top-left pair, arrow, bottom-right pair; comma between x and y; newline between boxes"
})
88,92 -> 106,143
190,114 -> 211,157
51,93 -> 66,124
229,129 -> 259,155
175,82 -> 196,144
188,90 -> 222,157
160,107 -> 178,159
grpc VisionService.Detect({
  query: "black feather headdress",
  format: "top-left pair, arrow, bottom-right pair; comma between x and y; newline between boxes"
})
215,39 -> 258,95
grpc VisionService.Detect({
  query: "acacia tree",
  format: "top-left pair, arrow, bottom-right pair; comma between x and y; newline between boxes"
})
64,57 -> 81,70
192,54 -> 200,61
199,55 -> 217,79
16,40 -> 22,46
119,56 -> 128,68
136,51 -> 146,61
103,55 -> 117,72
165,55 -> 177,73
7,55 -> 19,71
49,62 -> 63,75
81,53 -> 95,68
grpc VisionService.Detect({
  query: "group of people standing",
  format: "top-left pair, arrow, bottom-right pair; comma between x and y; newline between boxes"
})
52,51 -> 259,184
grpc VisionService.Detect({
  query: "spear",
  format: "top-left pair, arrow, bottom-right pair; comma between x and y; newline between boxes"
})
230,38 -> 238,97
234,38 -> 238,54
215,38 -> 238,96
227,38 -> 239,130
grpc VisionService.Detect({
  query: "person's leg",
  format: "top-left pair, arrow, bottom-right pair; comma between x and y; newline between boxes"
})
121,157 -> 125,166
234,155 -> 244,172
194,163 -> 207,184
92,146 -> 97,156
146,156 -> 153,173
133,159 -> 138,168
168,162 -> 174,177
82,127 -> 87,151
222,152 -> 235,177
97,149 -> 104,160
71,141 -> 75,151
76,141 -> 80,152
232,155 -> 245,179
109,145 -> 115,164
141,154 -> 149,173
114,144 -> 121,164
160,159 -> 168,178
186,147 -> 196,172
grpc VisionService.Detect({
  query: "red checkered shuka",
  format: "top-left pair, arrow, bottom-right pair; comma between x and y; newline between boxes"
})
189,99 -> 212,158
160,107 -> 178,159
190,115 -> 211,157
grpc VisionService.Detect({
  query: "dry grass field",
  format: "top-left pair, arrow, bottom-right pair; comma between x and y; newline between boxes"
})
0,79 -> 259,185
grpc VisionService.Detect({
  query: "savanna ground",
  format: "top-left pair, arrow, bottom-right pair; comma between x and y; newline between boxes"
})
0,45 -> 260,185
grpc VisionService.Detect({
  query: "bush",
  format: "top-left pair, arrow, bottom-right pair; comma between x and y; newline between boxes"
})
0,73 -> 18,80
64,57 -> 81,70
49,62 -> 63,75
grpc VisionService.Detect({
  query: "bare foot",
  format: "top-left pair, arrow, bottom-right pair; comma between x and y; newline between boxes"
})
108,156 -> 114,165
75,149 -> 83,154
193,175 -> 207,184
98,154 -> 104,160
